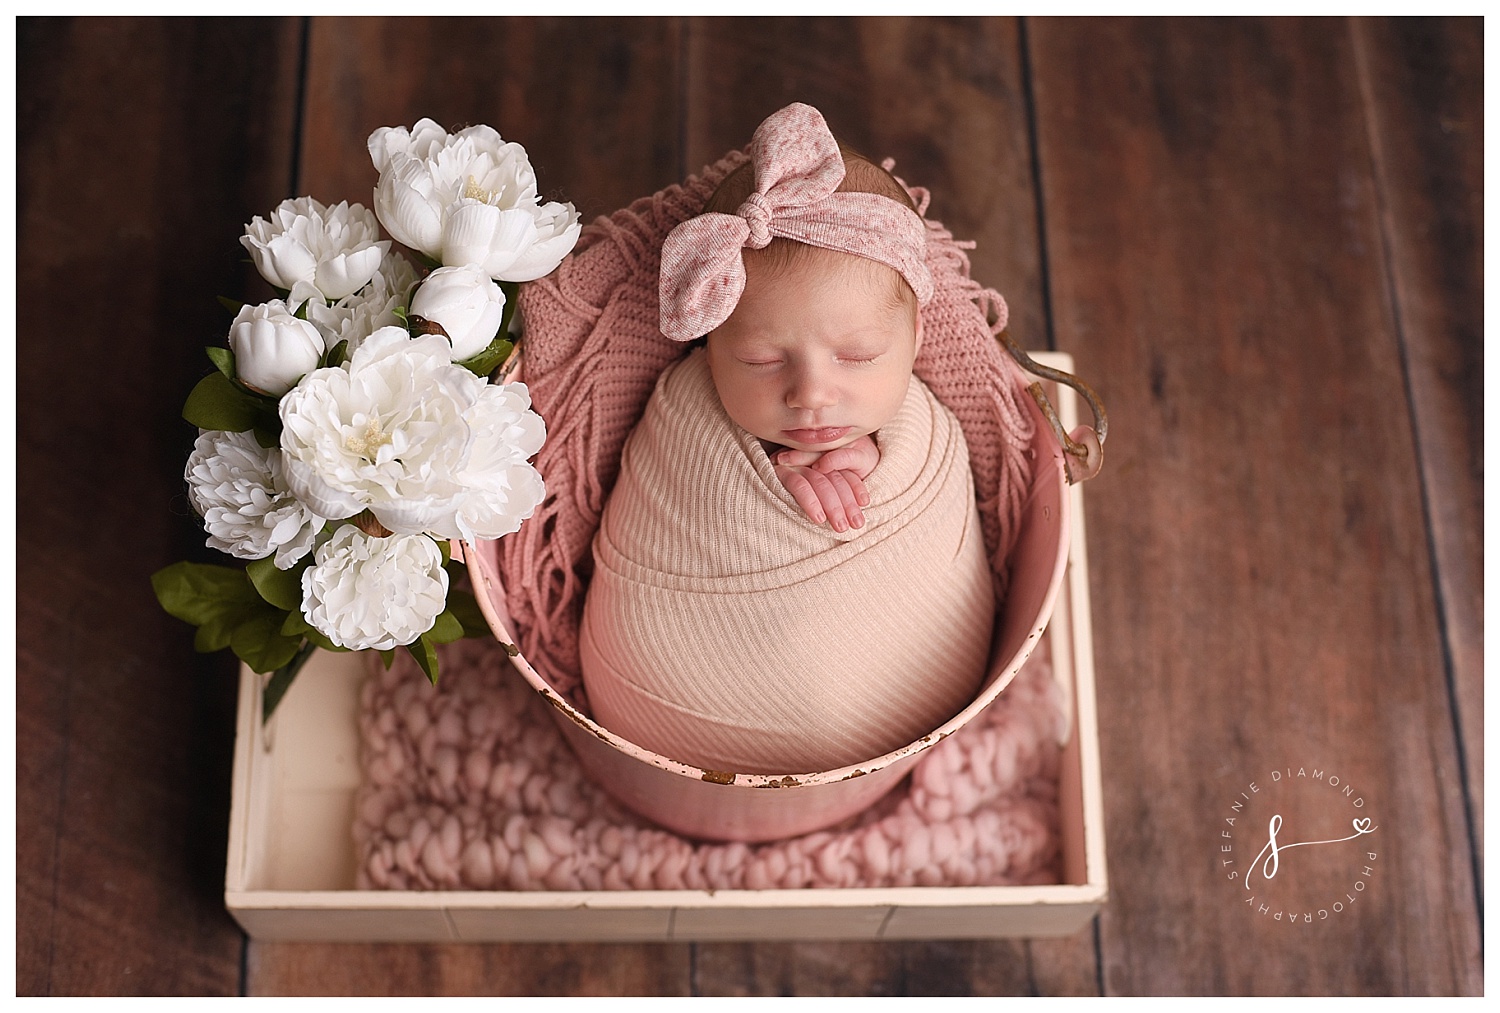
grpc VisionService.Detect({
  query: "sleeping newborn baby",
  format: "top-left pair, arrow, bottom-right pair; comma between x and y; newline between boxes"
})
578,104 -> 994,774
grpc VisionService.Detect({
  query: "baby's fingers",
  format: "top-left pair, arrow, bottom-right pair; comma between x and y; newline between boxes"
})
823,471 -> 865,530
775,466 -> 830,526
774,448 -> 822,468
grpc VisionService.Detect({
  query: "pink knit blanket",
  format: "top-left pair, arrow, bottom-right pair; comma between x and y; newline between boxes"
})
354,636 -> 1064,891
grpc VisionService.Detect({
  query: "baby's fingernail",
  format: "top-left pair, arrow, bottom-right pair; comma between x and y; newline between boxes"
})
851,513 -> 864,528
857,491 -> 870,506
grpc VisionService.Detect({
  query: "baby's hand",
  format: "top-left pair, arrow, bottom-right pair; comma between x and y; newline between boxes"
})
772,435 -> 880,532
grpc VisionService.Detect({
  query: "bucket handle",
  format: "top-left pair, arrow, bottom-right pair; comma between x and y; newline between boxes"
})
998,330 -> 1108,484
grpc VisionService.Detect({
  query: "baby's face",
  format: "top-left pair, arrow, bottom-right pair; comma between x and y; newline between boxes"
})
705,248 -> 921,454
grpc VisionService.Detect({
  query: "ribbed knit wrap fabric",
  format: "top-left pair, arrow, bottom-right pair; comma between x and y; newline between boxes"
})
579,349 -> 993,773
504,150 -> 1036,703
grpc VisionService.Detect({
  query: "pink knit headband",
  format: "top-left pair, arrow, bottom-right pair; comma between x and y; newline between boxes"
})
658,103 -> 934,342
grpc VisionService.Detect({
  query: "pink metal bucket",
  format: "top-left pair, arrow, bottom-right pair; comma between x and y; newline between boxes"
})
463,345 -> 1103,843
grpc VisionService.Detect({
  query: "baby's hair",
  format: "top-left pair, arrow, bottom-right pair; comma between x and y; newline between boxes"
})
704,142 -> 920,315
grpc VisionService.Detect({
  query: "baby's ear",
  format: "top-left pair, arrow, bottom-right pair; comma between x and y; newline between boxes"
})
912,313 -> 924,357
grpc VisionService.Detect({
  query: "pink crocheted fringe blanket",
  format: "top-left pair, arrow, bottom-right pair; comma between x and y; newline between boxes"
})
354,637 -> 1067,891
503,151 -> 1038,700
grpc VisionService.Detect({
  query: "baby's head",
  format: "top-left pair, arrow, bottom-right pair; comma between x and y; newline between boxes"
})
701,155 -> 924,452
658,104 -> 934,453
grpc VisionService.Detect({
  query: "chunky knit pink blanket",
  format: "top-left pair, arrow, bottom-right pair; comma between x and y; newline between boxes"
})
355,636 -> 1064,891
503,151 -> 1037,701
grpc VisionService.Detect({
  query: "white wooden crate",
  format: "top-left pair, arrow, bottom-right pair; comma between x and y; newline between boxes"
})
224,352 -> 1107,941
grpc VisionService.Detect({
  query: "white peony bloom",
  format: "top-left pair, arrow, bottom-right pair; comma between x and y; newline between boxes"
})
301,525 -> 448,650
228,300 -> 325,396
185,430 -> 326,568
367,118 -> 581,282
241,196 -> 391,301
408,264 -> 506,361
305,249 -> 419,355
450,381 -> 547,539
278,327 -> 546,540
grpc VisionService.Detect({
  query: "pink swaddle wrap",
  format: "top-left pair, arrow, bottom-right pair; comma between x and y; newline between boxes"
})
503,149 -> 1035,705
580,349 -> 993,773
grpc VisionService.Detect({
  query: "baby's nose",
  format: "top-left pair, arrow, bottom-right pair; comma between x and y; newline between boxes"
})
786,368 -> 837,409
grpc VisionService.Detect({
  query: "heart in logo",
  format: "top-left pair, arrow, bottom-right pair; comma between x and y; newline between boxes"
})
1352,818 -> 1373,833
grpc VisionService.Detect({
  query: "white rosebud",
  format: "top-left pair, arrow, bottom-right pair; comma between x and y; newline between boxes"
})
408,264 -> 507,361
228,300 -> 324,396
305,249 -> 419,355
301,526 -> 448,650
367,118 -> 581,282
185,430 -> 326,568
240,196 -> 391,301
278,327 -> 546,540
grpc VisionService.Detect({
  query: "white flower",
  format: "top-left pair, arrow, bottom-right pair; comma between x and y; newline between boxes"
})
228,300 -> 324,396
450,382 -> 547,539
305,249 -> 419,355
241,197 -> 391,301
301,525 -> 448,650
185,430 -> 325,568
278,327 -> 546,540
408,264 -> 506,360
367,118 -> 581,282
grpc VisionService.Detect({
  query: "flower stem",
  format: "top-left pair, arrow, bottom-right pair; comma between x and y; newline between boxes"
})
263,639 -> 318,723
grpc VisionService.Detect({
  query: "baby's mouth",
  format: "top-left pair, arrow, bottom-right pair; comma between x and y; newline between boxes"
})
782,426 -> 852,445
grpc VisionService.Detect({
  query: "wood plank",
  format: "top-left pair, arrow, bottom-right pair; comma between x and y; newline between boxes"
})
16,16 -> 303,995
1350,16 -> 1483,861
684,15 -> 1048,346
681,16 -> 1097,996
295,16 -> 685,224
1027,17 -> 1480,994
244,15 -> 687,996
246,942 -> 693,996
694,936 -> 1099,996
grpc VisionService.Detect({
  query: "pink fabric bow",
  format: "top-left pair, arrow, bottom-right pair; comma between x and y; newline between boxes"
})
658,103 -> 934,341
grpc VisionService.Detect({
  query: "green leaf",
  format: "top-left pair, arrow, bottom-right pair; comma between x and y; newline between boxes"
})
438,539 -> 452,563
152,561 -> 259,625
182,372 -> 261,432
217,295 -> 246,315
323,339 -> 349,370
206,346 -> 236,380
456,336 -> 514,379
379,649 -> 396,670
405,636 -> 441,685
426,609 -> 465,645
246,555 -> 306,611
192,600 -> 266,652
230,611 -> 305,673
253,424 -> 281,449
262,639 -> 317,722
444,588 -> 491,639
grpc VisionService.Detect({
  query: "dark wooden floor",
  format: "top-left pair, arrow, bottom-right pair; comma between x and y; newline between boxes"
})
17,16 -> 1482,996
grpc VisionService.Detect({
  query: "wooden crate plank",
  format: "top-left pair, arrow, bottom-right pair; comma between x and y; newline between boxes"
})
244,15 -> 686,997
679,16 -> 1092,997
1027,17 -> 1480,994
1350,16 -> 1483,860
16,15 -> 303,995
246,942 -> 693,996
